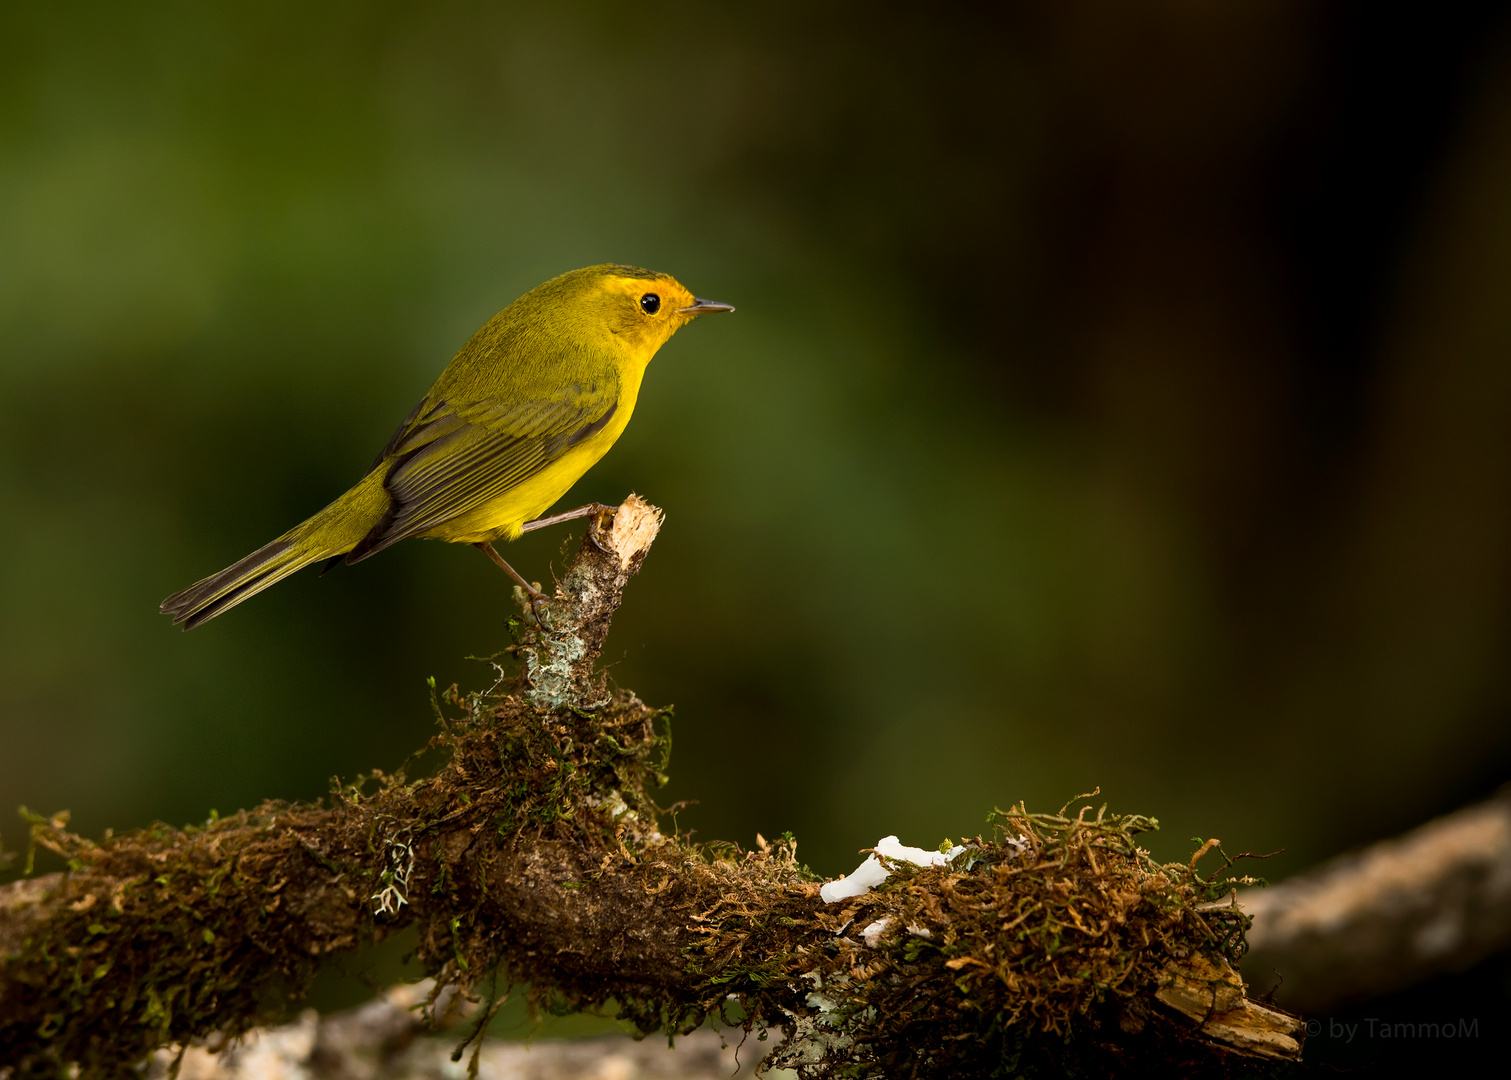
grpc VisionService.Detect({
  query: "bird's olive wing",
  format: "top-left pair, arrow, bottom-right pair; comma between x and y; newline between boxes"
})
346,383 -> 618,561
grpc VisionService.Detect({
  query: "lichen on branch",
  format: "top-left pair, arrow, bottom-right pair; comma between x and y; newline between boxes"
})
0,495 -> 1302,1078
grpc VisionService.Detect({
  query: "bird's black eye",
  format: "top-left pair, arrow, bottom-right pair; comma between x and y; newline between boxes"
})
640,293 -> 661,315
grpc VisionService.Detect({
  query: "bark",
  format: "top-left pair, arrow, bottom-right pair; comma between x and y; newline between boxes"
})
1239,787 -> 1511,1013
0,496 -> 1301,1077
141,981 -> 758,1080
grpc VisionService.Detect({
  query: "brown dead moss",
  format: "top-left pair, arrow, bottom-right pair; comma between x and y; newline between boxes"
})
737,802 -> 1268,1077
0,668 -> 683,1076
0,500 -> 1290,1079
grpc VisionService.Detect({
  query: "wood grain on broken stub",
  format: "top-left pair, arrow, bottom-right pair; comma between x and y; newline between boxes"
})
603,494 -> 663,569
1155,954 -> 1305,1061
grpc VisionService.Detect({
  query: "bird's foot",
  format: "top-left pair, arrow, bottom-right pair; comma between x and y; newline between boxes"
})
583,503 -> 618,554
516,583 -> 550,630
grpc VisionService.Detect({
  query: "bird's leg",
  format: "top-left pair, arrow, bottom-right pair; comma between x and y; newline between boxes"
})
521,502 -> 617,552
520,502 -> 616,533
475,542 -> 548,626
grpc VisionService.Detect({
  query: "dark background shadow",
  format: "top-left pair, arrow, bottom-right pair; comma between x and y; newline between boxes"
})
3,2 -> 1510,1066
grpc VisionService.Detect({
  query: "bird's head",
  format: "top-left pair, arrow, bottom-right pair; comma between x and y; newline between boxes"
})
538,264 -> 734,360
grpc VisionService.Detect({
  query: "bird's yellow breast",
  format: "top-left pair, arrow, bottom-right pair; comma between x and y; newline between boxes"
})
415,359 -> 648,544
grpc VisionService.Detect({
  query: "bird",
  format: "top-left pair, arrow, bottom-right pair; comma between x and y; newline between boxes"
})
160,264 -> 733,630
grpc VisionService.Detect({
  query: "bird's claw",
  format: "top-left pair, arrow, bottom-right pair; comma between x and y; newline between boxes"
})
585,504 -> 617,554
514,583 -> 550,630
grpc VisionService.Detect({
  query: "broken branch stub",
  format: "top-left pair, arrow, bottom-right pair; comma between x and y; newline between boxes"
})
523,494 -> 663,710
0,495 -> 673,1074
0,494 -> 1303,1077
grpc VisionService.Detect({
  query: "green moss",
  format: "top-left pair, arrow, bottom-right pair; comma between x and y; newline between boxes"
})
1,519 -> 1274,1079
678,797 -> 1265,1078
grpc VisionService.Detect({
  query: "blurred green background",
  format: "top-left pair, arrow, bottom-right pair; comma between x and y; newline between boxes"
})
3,0 -> 1511,988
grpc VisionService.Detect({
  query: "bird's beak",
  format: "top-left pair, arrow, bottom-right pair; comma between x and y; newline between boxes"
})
677,298 -> 735,315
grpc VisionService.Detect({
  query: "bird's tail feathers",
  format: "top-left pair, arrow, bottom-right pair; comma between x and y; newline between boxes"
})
159,529 -> 333,630
162,470 -> 392,630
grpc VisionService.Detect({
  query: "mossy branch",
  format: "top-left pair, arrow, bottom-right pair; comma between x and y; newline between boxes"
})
0,496 -> 1301,1077
1240,786 -> 1511,1014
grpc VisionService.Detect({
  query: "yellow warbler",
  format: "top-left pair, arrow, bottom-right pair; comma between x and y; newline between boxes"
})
161,264 -> 732,629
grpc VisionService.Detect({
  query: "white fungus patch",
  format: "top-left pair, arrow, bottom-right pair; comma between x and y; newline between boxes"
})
860,917 -> 891,948
819,835 -> 966,903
